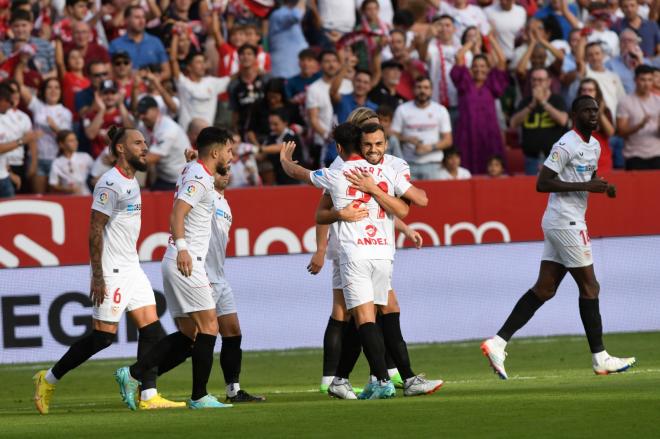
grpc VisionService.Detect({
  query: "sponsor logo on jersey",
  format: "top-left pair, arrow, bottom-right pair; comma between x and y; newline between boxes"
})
126,203 -> 142,212
314,169 -> 324,177
356,237 -> 388,245
98,191 -> 109,205
215,208 -> 233,223
365,224 -> 377,237
576,164 -> 596,173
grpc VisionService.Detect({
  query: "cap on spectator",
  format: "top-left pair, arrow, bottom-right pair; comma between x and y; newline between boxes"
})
111,51 -> 131,64
99,79 -> 118,93
137,96 -> 158,114
381,59 -> 404,71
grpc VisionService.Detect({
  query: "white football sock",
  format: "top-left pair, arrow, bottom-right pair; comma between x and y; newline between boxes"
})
387,368 -> 399,378
45,369 -> 59,385
332,377 -> 346,386
493,335 -> 508,349
369,375 -> 377,383
226,383 -> 240,397
141,388 -> 157,401
321,376 -> 334,387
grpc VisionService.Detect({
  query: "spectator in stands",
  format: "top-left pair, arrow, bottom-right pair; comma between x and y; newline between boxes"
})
286,48 -> 321,102
606,29 -> 649,94
510,67 -> 569,175
306,49 -> 352,165
586,7 -> 620,58
534,0 -> 581,40
4,79 -> 39,193
244,23 -> 272,73
59,21 -> 110,66
424,15 -> 465,121
368,59 -> 404,110
137,96 -> 190,190
437,148 -> 472,180
578,78 -> 614,172
391,76 -> 452,180
131,64 -> 179,119
257,109 -> 303,185
354,0 -> 390,70
170,27 -> 229,131
268,0 -> 308,78
451,37 -> 509,175
57,48 -> 90,113
109,6 -> 169,76
486,155 -> 507,178
82,79 -> 133,158
331,68 -> 377,124
228,44 -> 269,137
110,51 -> 134,98
485,0 -> 527,63
516,24 -> 564,99
311,0 -> 357,48
376,105 -> 403,158
89,144 -> 114,188
582,42 -> 626,117
616,65 -> 660,170
248,78 -> 302,146
612,0 -> 660,57
187,117 -> 210,147
16,76 -> 73,194
48,129 -> 93,195
53,0 -> 97,44
437,0 -> 491,38
379,8 -> 416,61
2,9 -> 55,77
0,83 -> 39,198
212,12 -> 247,78
388,28 -> 427,101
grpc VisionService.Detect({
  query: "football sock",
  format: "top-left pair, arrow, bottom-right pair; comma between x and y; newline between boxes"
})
376,314 -> 397,371
156,334 -> 193,376
130,331 -> 193,380
334,317 -> 361,379
220,335 -> 242,385
191,333 -> 217,401
141,388 -> 157,401
358,322 -> 389,382
388,368 -> 399,378
51,330 -> 114,380
45,369 -> 59,385
497,289 -> 544,341
321,376 -> 334,387
380,312 -> 415,380
322,318 -> 347,377
579,298 -> 605,353
226,383 -> 240,398
137,321 -> 165,391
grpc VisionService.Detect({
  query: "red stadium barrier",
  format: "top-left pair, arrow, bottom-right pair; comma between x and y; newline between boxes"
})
1,171 -> 659,268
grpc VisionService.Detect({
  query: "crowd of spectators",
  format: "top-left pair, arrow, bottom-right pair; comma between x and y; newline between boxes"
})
0,0 -> 658,197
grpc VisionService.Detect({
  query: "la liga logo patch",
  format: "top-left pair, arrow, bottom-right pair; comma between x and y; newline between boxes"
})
185,184 -> 196,196
550,151 -> 560,162
98,192 -> 109,205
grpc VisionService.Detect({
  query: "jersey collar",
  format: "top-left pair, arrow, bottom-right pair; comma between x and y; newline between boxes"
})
573,129 -> 591,143
346,154 -> 363,162
114,165 -> 132,180
197,160 -> 213,176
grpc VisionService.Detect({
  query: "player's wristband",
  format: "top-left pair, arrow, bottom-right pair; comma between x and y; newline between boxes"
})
175,239 -> 188,252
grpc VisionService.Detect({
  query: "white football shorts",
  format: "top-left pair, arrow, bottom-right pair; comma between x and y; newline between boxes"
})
94,268 -> 156,323
331,259 -> 342,290
211,278 -> 237,317
162,257 -> 215,319
340,259 -> 392,310
541,228 -> 593,268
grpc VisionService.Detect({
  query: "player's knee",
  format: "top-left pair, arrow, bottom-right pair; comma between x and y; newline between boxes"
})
581,280 -> 600,299
139,320 -> 165,341
533,287 -> 556,302
92,330 -> 115,351
198,319 -> 219,335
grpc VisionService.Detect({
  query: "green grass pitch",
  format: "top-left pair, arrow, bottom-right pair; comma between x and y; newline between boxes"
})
2,332 -> 659,438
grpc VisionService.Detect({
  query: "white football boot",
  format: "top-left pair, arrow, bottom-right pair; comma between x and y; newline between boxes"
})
481,337 -> 508,380
328,378 -> 358,400
403,375 -> 444,396
593,353 -> 636,375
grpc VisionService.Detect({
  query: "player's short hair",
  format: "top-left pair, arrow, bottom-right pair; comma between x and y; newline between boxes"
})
360,123 -> 386,137
0,82 -> 14,102
347,107 -> 378,127
196,127 -> 233,156
571,95 -> 598,113
634,64 -> 655,78
107,125 -> 136,156
332,123 -> 362,155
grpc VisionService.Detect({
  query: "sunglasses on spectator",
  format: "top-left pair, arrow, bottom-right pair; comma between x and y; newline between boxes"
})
92,71 -> 109,78
113,60 -> 130,66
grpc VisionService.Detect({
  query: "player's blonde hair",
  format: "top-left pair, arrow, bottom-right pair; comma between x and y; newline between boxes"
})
347,107 -> 379,127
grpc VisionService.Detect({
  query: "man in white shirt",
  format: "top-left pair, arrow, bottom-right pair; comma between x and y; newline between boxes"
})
137,96 -> 190,191
171,31 -> 230,132
485,0 -> 527,62
314,0 -> 357,35
438,0 -> 491,38
584,42 -> 626,118
306,49 -> 353,165
391,77 -> 453,180
116,127 -> 235,410
34,127 -> 184,414
482,96 -> 636,380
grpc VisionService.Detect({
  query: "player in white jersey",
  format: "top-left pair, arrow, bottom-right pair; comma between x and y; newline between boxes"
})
115,127 -> 235,410
33,127 -> 185,415
481,96 -> 636,379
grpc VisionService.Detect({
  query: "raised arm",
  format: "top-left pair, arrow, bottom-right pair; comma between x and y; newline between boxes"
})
280,141 -> 314,184
345,170 -> 410,219
89,210 -> 110,306
170,29 -> 182,80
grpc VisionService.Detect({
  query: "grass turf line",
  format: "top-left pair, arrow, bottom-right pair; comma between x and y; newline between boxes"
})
2,332 -> 659,438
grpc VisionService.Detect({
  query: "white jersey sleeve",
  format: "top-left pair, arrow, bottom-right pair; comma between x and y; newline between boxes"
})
309,168 -> 340,191
177,178 -> 209,209
544,142 -> 573,174
92,182 -> 119,217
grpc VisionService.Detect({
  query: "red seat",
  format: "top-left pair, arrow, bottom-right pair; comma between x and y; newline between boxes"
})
505,146 -> 525,175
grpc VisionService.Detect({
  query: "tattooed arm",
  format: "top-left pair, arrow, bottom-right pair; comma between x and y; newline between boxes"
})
89,210 -> 110,306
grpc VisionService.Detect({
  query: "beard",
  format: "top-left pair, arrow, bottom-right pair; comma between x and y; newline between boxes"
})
217,161 -> 230,176
127,154 -> 148,172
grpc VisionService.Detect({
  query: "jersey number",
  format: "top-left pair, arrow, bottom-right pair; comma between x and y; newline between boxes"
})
579,230 -> 591,246
346,182 -> 389,219
113,288 -> 122,304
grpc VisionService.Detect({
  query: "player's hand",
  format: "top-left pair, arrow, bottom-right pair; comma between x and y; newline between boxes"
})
346,170 -> 377,194
279,141 -> 297,163
606,184 -> 617,198
405,229 -> 423,249
307,250 -> 325,275
337,203 -> 369,222
585,177 -> 608,193
177,250 -> 193,277
184,148 -> 198,162
90,277 -> 107,307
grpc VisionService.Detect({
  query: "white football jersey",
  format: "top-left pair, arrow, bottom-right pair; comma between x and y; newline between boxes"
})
206,191 -> 233,283
325,154 -> 411,261
311,155 -> 412,264
542,130 -> 600,230
164,161 -> 216,260
91,166 -> 142,276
